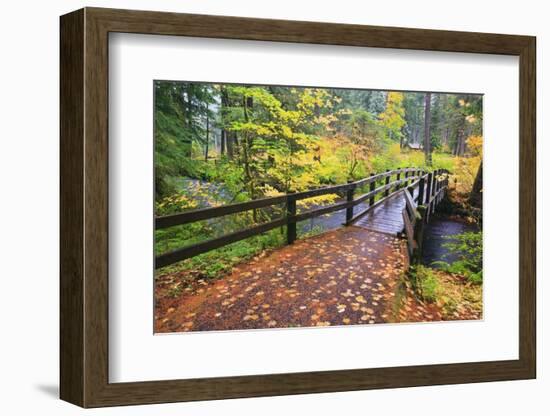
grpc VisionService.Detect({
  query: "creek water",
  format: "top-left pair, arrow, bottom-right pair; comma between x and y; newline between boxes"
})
421,217 -> 479,267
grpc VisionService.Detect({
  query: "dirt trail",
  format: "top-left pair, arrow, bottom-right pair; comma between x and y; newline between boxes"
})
155,226 -> 409,333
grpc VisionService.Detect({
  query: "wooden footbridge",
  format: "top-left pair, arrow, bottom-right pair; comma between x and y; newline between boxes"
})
155,168 -> 449,269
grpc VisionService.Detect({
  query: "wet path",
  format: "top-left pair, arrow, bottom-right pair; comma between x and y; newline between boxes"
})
155,226 -> 407,333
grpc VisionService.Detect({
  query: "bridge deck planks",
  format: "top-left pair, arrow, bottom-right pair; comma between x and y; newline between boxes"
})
352,185 -> 426,236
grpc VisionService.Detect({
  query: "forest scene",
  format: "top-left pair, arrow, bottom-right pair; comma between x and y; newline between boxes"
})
154,81 -> 483,333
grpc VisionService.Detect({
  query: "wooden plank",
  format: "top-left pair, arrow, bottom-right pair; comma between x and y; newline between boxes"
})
414,205 -> 427,259
402,209 -> 416,256
417,177 -> 425,204
156,195 -> 287,229
345,181 -> 355,224
295,200 -> 352,222
357,212 -> 404,223
293,182 -> 354,200
155,217 -> 287,268
404,189 -> 417,219
349,189 -> 405,223
355,218 -> 404,234
157,171 -> 413,230
357,218 -> 404,230
352,187 -> 403,222
60,9 -> 85,407
287,194 -> 297,244
294,170 -> 394,199
157,169 -> 424,266
156,176 -> 376,230
369,173 -> 376,205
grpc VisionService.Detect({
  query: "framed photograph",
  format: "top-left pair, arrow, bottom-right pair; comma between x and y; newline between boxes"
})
60,7 -> 536,407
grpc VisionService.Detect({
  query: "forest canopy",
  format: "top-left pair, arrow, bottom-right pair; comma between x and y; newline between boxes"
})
154,81 -> 482,215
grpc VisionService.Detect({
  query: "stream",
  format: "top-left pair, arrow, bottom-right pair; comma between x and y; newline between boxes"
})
421,217 -> 479,267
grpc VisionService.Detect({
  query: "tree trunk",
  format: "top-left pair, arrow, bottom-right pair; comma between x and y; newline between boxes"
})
221,87 -> 232,159
220,130 -> 226,156
469,162 -> 483,208
455,116 -> 467,156
423,93 -> 432,165
226,132 -> 235,159
204,109 -> 209,162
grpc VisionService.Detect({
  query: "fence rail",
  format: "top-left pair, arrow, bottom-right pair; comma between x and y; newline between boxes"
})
155,167 -> 445,269
401,169 -> 449,264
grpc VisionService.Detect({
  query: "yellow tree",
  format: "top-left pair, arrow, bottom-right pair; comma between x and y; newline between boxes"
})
379,92 -> 406,147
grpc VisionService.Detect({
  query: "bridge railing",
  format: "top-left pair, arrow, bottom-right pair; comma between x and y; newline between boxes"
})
155,167 -> 432,269
402,169 -> 449,264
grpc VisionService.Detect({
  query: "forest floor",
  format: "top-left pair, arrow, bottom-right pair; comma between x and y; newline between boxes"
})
155,226 -> 481,333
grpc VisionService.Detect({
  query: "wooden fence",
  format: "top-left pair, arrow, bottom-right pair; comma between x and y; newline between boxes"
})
401,169 -> 449,264
155,167 -> 446,269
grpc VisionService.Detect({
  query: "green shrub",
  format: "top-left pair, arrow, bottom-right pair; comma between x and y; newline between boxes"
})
409,265 -> 440,302
432,231 -> 482,284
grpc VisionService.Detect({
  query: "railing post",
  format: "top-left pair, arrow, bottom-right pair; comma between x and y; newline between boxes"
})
425,172 -> 433,223
384,170 -> 390,197
407,186 -> 415,204
345,180 -> 355,225
404,167 -> 409,188
431,170 -> 438,212
425,172 -> 432,205
418,176 -> 425,205
434,172 -> 441,207
413,205 -> 427,264
287,193 -> 296,244
369,173 -> 376,206
439,174 -> 443,204
395,169 -> 401,193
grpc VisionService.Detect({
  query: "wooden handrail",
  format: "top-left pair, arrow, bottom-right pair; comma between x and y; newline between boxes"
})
156,195 -> 287,229
401,169 -> 449,265
154,167 -> 447,269
155,168 -> 418,230
156,217 -> 287,269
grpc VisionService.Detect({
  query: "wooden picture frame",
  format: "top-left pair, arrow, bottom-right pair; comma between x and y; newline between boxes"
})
60,7 -> 536,408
